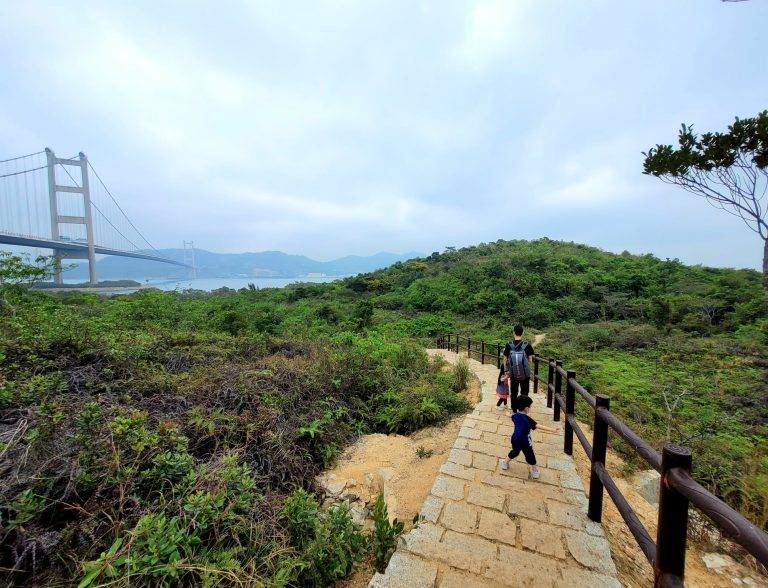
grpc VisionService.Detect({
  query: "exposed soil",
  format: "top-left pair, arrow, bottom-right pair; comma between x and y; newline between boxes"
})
332,375 -> 482,587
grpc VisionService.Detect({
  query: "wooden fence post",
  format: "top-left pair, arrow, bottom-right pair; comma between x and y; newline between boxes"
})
654,444 -> 692,587
564,369 -> 575,456
546,358 -> 554,408
496,343 -> 502,369
481,340 -> 485,364
588,394 -> 610,522
467,337 -> 471,358
553,360 -> 563,422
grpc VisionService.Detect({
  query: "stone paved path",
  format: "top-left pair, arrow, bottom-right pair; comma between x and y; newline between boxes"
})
369,350 -> 621,588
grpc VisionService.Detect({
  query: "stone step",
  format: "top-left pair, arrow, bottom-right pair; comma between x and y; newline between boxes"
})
370,350 -> 618,588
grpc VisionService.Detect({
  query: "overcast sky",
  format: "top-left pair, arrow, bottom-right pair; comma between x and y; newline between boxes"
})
1,1 -> 766,267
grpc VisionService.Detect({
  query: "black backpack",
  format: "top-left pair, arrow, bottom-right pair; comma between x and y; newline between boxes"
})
508,340 -> 530,381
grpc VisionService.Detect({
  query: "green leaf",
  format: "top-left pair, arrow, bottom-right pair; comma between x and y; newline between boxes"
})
77,569 -> 101,588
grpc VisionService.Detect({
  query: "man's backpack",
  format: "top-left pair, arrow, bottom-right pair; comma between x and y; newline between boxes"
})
508,340 -> 530,381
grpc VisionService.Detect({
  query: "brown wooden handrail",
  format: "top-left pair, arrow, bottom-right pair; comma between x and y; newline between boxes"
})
435,334 -> 768,586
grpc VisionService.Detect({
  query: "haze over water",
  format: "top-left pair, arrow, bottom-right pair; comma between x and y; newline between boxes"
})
63,276 -> 341,292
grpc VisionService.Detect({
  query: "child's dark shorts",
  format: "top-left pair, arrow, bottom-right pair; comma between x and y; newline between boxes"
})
508,442 -> 536,465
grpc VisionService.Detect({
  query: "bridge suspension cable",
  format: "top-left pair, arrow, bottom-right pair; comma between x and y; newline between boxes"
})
0,165 -> 48,179
54,161 -> 144,253
0,150 -> 46,164
87,160 -> 167,259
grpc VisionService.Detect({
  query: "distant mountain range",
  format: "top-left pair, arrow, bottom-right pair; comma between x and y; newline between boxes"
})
65,249 -> 423,280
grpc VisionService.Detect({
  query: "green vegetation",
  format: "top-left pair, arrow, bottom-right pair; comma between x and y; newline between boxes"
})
370,492 -> 404,573
341,238 -> 767,527
0,258 -> 469,586
1,236 -> 766,585
643,110 -> 768,291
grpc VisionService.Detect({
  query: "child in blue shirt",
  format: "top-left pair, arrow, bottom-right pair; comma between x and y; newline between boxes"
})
500,395 -> 560,479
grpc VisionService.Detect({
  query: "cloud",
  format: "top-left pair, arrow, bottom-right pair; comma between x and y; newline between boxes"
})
537,167 -> 631,207
451,0 -> 531,71
1,0 -> 767,267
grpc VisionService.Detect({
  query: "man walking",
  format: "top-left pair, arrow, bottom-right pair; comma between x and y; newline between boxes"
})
503,325 -> 535,411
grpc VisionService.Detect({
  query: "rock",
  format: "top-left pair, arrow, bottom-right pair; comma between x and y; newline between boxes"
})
632,469 -> 661,506
378,467 -> 395,482
341,478 -> 361,500
365,471 -> 384,498
383,484 -> 398,520
350,502 -> 369,525
701,552 -> 736,572
316,472 -> 347,497
367,552 -> 438,587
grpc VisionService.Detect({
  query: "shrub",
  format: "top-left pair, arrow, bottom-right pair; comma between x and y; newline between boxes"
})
416,446 -> 433,458
371,491 -> 404,572
8,489 -> 45,530
301,504 -> 367,586
580,326 -> 612,351
280,489 -> 320,550
612,324 -> 659,350
352,299 -> 374,330
79,514 -> 202,587
452,357 -> 471,392
281,497 -> 368,587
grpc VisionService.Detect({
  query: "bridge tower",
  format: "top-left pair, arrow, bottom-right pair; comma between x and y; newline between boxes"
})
46,148 -> 97,285
183,240 -> 197,279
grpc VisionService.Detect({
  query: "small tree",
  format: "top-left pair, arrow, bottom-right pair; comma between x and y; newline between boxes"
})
643,111 -> 768,292
0,251 -> 54,286
0,252 -> 55,316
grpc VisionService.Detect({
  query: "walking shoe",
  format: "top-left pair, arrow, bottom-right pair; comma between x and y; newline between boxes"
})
500,459 -> 509,470
531,467 -> 540,479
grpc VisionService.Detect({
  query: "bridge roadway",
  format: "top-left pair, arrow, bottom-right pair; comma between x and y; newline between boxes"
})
0,231 -> 189,268
369,350 -> 620,588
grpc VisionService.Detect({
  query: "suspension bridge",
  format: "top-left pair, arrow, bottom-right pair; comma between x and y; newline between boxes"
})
0,148 -> 189,285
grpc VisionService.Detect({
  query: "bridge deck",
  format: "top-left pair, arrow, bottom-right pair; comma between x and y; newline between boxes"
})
369,350 -> 620,588
0,232 -> 189,267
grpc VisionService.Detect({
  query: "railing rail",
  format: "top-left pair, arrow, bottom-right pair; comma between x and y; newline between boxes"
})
436,334 -> 768,586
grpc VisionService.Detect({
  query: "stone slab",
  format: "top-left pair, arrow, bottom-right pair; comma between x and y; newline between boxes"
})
369,552 -> 438,588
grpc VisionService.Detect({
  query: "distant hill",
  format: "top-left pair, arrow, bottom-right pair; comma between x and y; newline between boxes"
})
64,248 -> 422,280
342,238 -> 763,329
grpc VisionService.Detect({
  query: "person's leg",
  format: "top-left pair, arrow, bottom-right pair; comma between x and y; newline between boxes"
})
500,446 -> 521,470
510,380 -> 520,411
521,445 -> 540,478
521,445 -> 536,465
496,397 -> 507,407
520,378 -> 530,396
514,380 -> 527,412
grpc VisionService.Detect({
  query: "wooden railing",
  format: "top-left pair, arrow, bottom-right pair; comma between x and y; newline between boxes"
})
436,334 -> 768,587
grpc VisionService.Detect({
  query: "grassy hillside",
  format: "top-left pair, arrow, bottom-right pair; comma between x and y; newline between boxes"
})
0,282 -> 470,586
349,239 -> 768,526
1,238 -> 766,585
